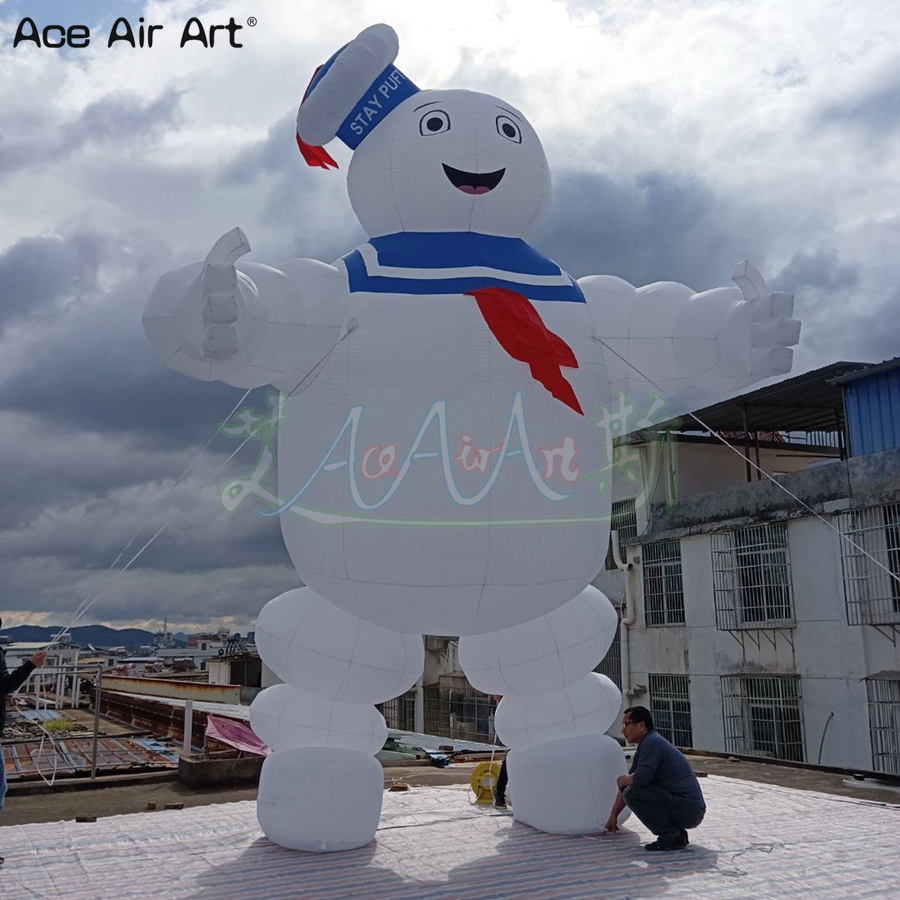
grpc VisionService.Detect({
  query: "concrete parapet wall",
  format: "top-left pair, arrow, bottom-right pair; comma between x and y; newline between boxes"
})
647,446 -> 900,538
101,676 -> 241,704
178,754 -> 264,789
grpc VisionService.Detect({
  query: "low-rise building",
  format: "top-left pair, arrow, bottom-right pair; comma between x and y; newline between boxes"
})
595,359 -> 900,775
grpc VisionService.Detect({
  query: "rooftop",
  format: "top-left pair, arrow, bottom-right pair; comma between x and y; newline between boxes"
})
834,355 -> 900,384
1,777 -> 897,898
657,360 -> 867,437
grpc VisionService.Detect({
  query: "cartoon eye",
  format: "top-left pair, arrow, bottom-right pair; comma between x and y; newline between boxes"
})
419,110 -> 451,135
496,115 -> 522,143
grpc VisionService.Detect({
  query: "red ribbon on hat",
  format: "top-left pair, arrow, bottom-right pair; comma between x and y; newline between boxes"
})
296,65 -> 339,170
466,287 -> 584,415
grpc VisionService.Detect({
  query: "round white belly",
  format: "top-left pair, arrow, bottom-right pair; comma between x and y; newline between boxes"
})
276,290 -> 613,635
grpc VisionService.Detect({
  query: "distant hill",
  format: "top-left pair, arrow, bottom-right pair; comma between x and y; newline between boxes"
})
0,625 -> 156,650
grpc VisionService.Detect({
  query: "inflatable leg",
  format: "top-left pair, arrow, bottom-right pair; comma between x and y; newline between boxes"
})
257,746 -> 383,851
458,586 -> 628,833
253,587 -> 424,851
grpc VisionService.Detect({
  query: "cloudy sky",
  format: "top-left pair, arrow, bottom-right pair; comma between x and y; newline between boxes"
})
0,0 -> 897,633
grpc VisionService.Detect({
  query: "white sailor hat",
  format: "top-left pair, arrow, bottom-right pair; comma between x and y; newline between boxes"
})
296,24 -> 419,169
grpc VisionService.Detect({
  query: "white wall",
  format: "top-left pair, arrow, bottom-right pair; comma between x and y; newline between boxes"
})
207,659 -> 229,686
624,514 -> 900,771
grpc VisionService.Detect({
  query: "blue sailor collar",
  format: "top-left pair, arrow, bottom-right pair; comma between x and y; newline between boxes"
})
339,231 -> 585,302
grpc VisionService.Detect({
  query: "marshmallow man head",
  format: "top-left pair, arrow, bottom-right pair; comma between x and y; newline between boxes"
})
295,26 -> 551,240
346,89 -> 551,239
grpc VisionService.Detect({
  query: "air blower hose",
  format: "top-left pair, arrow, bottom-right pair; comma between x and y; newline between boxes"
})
469,760 -> 502,805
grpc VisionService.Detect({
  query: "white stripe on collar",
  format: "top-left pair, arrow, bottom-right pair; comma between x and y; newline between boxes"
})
358,243 -> 572,286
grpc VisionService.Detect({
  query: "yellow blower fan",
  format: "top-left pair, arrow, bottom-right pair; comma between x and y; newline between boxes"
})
470,761 -> 502,805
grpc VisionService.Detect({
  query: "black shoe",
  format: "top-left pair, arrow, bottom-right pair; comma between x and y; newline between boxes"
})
0,854 -> 5,865
644,832 -> 689,852
493,795 -> 507,809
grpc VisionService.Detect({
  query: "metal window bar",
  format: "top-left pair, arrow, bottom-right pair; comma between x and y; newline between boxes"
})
643,540 -> 685,627
866,676 -> 900,776
648,674 -> 693,748
376,690 -> 417,733
605,499 -> 639,570
593,607 -> 622,690
423,685 -> 497,744
711,523 -> 794,630
721,675 -> 805,762
839,503 -> 900,626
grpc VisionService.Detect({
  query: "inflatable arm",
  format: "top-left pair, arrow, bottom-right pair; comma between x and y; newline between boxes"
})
579,262 -> 800,414
142,228 -> 347,392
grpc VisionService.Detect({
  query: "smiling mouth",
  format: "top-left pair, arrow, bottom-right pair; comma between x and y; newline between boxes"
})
442,164 -> 505,195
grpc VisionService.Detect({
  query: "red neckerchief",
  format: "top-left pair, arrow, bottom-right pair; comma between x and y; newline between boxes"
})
466,287 -> 583,415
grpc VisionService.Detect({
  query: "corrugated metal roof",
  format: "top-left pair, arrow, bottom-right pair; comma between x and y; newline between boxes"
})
107,690 -> 251,721
833,356 -> 900,385
655,361 -> 868,434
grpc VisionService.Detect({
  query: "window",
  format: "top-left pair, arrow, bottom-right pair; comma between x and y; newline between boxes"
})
866,675 -> 900,776
711,523 -> 794,630
605,499 -> 638,570
422,684 -> 496,744
593,607 -> 622,690
721,675 -> 804,762
649,674 -> 693,748
377,690 -> 417,733
643,540 -> 685,626
839,503 -> 900,626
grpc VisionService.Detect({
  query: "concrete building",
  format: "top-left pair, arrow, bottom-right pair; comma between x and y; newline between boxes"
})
208,651 -> 263,704
593,359 -> 900,775
155,635 -> 231,672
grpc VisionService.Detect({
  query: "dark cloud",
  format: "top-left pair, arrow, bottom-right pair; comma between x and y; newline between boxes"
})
772,234 -> 896,373
0,555 -> 298,627
0,234 -> 101,328
0,469 -> 290,576
0,407 -> 294,621
536,168 -> 766,290
219,111 -> 365,262
219,113 -> 299,186
0,224 -> 299,622
819,72 -> 900,133
774,247 -> 859,294
0,228 -> 252,446
74,88 -> 184,146
0,88 -> 183,180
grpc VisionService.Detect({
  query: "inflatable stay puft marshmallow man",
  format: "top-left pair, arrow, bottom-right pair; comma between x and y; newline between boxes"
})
144,24 -> 800,851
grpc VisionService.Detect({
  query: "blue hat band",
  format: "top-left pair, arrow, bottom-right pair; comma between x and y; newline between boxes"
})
337,66 -> 419,150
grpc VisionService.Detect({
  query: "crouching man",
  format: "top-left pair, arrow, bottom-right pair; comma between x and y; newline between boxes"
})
605,706 -> 705,851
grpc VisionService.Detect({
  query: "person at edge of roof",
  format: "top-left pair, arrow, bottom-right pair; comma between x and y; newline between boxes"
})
604,705 -> 705,852
1,616 -> 48,866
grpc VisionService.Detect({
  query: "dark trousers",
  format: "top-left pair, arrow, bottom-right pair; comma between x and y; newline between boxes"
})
0,745 -> 7,814
623,785 -> 705,841
495,758 -> 508,799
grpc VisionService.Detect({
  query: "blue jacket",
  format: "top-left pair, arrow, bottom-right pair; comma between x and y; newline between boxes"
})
629,729 -> 706,810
